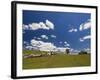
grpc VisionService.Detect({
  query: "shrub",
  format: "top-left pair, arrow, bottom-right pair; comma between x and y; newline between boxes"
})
66,49 -> 70,54
79,51 -> 87,55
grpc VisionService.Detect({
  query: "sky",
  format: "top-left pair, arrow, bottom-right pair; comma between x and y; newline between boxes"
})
22,10 -> 91,53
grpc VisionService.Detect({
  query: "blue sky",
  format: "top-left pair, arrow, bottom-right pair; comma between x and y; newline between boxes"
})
23,10 -> 91,52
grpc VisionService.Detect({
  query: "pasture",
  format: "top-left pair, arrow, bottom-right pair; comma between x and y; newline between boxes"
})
23,50 -> 90,69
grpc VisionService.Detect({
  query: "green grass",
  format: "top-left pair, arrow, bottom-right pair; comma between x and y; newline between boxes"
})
23,50 -> 91,69
23,50 -> 48,55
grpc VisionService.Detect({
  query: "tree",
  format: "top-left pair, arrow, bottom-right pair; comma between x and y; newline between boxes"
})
79,51 -> 87,55
66,49 -> 70,54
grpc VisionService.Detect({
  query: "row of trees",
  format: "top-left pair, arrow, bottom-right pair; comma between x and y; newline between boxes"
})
65,49 -> 89,54
78,51 -> 88,54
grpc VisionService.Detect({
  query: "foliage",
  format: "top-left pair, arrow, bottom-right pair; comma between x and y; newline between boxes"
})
66,49 -> 70,54
79,51 -> 88,55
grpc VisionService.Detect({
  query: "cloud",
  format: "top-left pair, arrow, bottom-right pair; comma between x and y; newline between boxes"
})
24,41 -> 27,44
46,20 -> 54,29
28,22 -> 49,30
79,38 -> 84,42
31,39 -> 43,47
56,47 -> 67,52
33,37 -> 41,40
23,41 -> 29,46
25,46 -> 33,50
64,44 -> 70,47
30,39 -> 70,52
23,20 -> 54,30
80,35 -> 91,42
59,41 -> 62,44
29,23 -> 41,30
64,41 -> 67,44
31,39 -> 56,51
41,35 -> 48,39
83,35 -> 91,39
59,41 -> 70,47
39,22 -> 49,30
23,24 -> 29,30
64,41 -> 70,47
39,43 -> 56,51
79,19 -> 91,31
51,35 -> 56,38
68,28 -> 77,32
37,37 -> 41,40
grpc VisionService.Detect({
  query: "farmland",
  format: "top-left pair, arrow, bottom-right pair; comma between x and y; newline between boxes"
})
23,50 -> 91,69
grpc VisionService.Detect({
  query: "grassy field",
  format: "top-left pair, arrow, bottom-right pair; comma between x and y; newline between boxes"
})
23,50 -> 91,69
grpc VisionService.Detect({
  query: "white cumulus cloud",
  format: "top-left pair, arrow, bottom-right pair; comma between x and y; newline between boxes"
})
68,28 -> 77,32
23,41 -> 29,46
41,35 -> 48,39
23,20 -> 54,30
64,41 -> 70,47
46,20 -> 54,30
80,35 -> 91,42
31,39 -> 56,51
64,44 -> 70,47
33,37 -> 41,40
51,35 -> 56,38
59,41 -> 62,44
25,46 -> 33,50
37,37 -> 41,40
29,23 -> 41,30
79,19 -> 91,31
79,38 -> 84,42
83,35 -> 91,39
64,41 -> 67,44
56,47 -> 67,52
23,24 -> 29,30
30,39 -> 70,52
